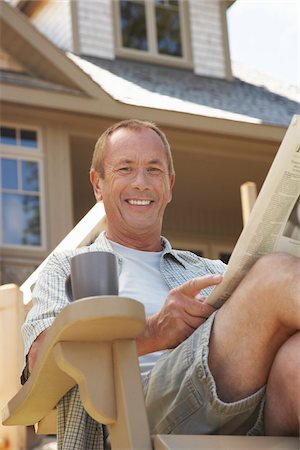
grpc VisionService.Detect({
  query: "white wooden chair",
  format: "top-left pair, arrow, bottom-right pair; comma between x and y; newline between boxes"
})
2,293 -> 298,450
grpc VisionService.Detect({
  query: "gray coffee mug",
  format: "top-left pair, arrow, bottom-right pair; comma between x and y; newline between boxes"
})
66,251 -> 119,301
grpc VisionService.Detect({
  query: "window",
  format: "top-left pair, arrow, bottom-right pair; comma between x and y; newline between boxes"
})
119,1 -> 148,51
155,0 -> 182,57
115,0 -> 192,66
0,125 -> 44,248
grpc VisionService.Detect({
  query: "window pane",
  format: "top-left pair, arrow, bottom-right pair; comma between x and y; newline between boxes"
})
155,1 -> 182,56
1,158 -> 18,189
22,161 -> 39,192
120,1 -> 148,51
0,127 -> 17,145
2,193 -> 41,246
155,1 -> 179,4
20,129 -> 38,148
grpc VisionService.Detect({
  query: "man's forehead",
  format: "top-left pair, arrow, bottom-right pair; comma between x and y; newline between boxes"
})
105,128 -> 168,163
111,156 -> 165,165
108,126 -> 162,144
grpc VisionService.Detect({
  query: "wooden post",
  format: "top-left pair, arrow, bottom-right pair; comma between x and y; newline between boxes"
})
240,182 -> 257,227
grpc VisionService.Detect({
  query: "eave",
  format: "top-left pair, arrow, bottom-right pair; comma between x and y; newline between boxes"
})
0,82 -> 286,143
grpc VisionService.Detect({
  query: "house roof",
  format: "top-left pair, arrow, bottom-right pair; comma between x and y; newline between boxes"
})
69,54 -> 300,128
1,0 -> 298,142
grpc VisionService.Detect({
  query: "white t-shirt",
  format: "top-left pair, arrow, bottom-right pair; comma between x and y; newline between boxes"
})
109,240 -> 170,374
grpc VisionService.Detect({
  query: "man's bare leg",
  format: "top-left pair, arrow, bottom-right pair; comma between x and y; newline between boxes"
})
264,331 -> 300,436
208,253 -> 300,435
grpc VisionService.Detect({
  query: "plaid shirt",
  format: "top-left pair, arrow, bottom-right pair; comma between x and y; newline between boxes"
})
22,232 -> 226,357
22,231 -> 226,449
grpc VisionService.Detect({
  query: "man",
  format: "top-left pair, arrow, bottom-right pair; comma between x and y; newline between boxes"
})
23,119 -> 300,448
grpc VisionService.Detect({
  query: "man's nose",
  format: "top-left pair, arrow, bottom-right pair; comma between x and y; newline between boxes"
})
132,169 -> 148,189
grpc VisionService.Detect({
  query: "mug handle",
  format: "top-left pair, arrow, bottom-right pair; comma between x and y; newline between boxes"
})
65,275 -> 73,302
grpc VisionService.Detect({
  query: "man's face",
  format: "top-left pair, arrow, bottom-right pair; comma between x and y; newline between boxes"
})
90,127 -> 175,240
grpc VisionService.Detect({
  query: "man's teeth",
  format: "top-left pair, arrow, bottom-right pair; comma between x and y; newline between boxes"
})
128,200 -> 151,205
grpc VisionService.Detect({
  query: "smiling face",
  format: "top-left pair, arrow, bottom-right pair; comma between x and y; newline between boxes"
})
90,126 -> 175,250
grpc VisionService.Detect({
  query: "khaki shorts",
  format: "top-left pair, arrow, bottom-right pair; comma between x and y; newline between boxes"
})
143,311 -> 265,436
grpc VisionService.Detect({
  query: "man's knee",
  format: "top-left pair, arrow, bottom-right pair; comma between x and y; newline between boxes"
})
251,252 -> 299,275
247,253 -> 300,292
226,252 -> 300,329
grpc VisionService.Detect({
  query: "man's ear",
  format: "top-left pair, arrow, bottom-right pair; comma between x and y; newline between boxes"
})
90,169 -> 103,202
168,173 -> 175,203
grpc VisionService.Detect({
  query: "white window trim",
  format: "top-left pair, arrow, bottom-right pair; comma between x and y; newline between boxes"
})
113,0 -> 193,68
0,122 -> 46,251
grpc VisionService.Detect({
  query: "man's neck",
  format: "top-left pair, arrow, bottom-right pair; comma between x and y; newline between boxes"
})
106,229 -> 163,252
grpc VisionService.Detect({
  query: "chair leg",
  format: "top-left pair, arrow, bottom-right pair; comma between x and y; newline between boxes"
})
109,340 -> 152,450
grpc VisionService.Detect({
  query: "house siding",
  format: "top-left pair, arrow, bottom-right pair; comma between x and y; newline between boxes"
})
77,0 -> 114,59
189,0 -> 228,78
30,0 -> 73,51
19,0 -> 230,77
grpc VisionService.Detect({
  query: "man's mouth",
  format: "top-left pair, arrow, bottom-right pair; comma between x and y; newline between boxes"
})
127,199 -> 152,205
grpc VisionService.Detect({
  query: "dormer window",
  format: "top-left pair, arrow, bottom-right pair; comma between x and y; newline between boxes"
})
114,0 -> 192,67
155,0 -> 182,57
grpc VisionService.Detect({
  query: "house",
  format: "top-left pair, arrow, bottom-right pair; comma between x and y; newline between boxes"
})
1,0 -> 299,287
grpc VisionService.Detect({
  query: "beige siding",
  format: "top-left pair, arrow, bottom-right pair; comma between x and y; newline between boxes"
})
31,0 -> 73,51
189,0 -> 228,78
77,0 -> 115,59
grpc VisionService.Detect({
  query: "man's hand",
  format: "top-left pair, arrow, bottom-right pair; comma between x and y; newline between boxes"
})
28,329 -> 49,373
136,274 -> 222,356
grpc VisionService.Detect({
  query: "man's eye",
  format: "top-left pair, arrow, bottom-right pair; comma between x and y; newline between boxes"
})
148,167 -> 161,174
118,167 -> 131,173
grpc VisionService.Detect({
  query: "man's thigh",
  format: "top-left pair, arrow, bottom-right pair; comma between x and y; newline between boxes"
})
143,312 -> 265,436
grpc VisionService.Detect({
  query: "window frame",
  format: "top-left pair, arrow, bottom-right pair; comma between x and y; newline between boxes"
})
0,123 -> 46,250
113,0 -> 193,68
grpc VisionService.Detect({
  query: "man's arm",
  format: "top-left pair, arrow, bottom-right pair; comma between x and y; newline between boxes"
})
22,253 -> 73,374
136,274 -> 222,355
27,329 -> 49,373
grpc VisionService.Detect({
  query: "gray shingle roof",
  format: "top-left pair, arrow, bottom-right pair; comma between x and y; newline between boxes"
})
76,55 -> 300,127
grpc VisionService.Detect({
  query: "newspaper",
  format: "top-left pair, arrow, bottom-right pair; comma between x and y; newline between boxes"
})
206,114 -> 300,308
